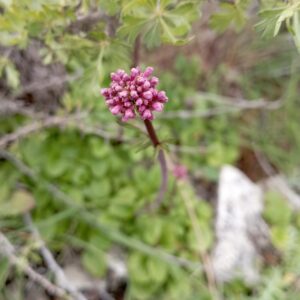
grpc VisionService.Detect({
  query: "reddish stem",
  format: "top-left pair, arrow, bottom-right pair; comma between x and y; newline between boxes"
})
132,36 -> 168,211
143,119 -> 160,147
143,119 -> 168,211
132,35 -> 141,68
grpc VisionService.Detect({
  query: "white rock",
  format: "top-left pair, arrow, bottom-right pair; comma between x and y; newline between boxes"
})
212,165 -> 264,284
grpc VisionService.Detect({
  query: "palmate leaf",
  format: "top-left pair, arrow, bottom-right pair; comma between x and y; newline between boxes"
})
119,0 -> 198,47
210,2 -> 247,33
292,11 -> 300,51
118,15 -> 149,43
99,0 -> 121,15
256,8 -> 285,38
257,2 -> 300,37
121,0 -> 156,16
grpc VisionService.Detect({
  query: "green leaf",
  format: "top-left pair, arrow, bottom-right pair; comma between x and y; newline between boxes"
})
256,8 -> 284,38
0,258 -> 10,290
210,3 -> 246,33
82,248 -> 107,277
137,216 -> 163,245
86,180 -> 110,199
88,233 -> 112,252
129,253 -> 149,284
187,221 -> 213,253
0,190 -> 35,217
147,257 -> 168,283
108,203 -> 133,220
119,0 -> 197,46
270,226 -> 290,251
292,11 -> 300,52
5,63 -> 20,89
263,191 -> 292,226
99,0 -> 121,15
118,16 -> 148,42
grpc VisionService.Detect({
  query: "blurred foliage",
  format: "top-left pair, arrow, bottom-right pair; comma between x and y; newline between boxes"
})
1,0 -> 300,300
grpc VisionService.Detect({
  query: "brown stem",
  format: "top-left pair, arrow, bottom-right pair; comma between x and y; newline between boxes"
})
132,36 -> 168,211
143,119 -> 160,147
132,35 -> 141,67
143,120 -> 168,211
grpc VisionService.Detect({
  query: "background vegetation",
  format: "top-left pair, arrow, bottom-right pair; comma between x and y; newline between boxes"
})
1,0 -> 300,299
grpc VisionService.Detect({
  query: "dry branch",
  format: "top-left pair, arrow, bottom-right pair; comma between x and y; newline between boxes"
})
0,232 -> 68,299
23,213 -> 87,300
0,113 -> 85,148
160,97 -> 281,119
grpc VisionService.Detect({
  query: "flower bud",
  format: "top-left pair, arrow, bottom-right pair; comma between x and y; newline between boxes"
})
139,105 -> 146,113
125,109 -> 135,119
142,109 -> 153,120
130,90 -> 138,99
131,68 -> 139,77
110,105 -> 121,115
136,98 -> 143,106
143,91 -> 153,100
101,66 -> 167,121
111,72 -> 120,81
136,76 -> 145,85
101,88 -> 109,96
106,99 -> 115,105
114,85 -> 122,92
119,90 -> 128,98
157,91 -> 168,102
150,76 -> 159,86
124,101 -> 132,108
152,102 -> 164,112
143,81 -> 151,90
144,66 -> 154,77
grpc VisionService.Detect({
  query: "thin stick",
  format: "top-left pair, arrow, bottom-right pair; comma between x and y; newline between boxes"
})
132,35 -> 141,67
0,112 -> 128,149
0,113 -> 84,149
0,232 -> 68,299
143,119 -> 169,211
159,100 -> 281,119
23,213 -> 87,300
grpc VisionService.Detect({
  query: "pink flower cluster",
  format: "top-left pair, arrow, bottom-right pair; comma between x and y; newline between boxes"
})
101,66 -> 168,121
172,164 -> 188,180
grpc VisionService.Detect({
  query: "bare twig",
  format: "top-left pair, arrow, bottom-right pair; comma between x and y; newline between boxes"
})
132,35 -> 141,67
0,113 -> 85,148
254,149 -> 300,210
68,11 -> 108,34
195,92 -> 281,108
0,106 -> 137,149
168,144 -> 206,155
0,232 -> 68,299
75,122 -> 130,143
0,98 -> 38,117
19,73 -> 81,95
23,213 -> 87,300
159,97 -> 282,119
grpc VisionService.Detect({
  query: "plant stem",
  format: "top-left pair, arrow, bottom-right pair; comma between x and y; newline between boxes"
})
143,119 -> 168,211
132,35 -> 141,67
132,36 -> 168,211
143,119 -> 160,147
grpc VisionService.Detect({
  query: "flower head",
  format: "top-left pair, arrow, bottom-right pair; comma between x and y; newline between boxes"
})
101,66 -> 168,121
